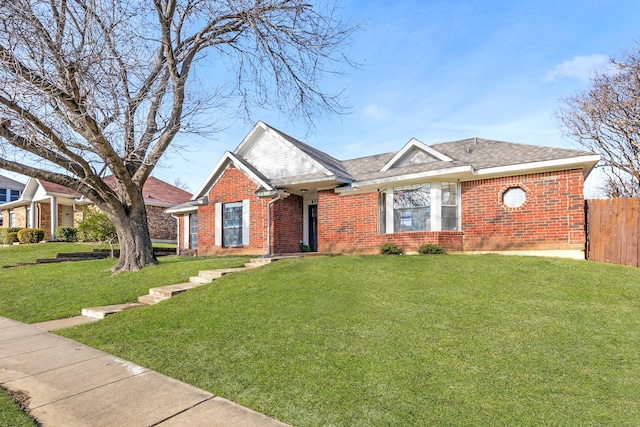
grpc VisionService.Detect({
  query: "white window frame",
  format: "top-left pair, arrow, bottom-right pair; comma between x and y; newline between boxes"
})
215,200 -> 250,247
380,181 -> 459,234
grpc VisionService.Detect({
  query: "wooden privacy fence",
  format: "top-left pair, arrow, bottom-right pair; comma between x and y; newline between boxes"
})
585,198 -> 640,267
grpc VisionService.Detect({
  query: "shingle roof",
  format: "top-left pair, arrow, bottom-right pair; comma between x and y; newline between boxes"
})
103,175 -> 192,205
431,138 -> 595,169
39,180 -> 82,197
0,174 -> 26,190
340,137 -> 597,182
269,126 -> 354,180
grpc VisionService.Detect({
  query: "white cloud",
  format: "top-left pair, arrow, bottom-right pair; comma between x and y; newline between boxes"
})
362,104 -> 393,121
545,53 -> 612,81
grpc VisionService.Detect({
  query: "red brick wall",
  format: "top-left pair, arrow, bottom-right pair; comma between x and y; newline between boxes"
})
197,165 -> 269,256
317,190 -> 464,254
272,195 -> 303,253
461,169 -> 586,251
147,205 -> 177,241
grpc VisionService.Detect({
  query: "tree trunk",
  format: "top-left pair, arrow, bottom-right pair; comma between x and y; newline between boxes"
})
110,204 -> 157,273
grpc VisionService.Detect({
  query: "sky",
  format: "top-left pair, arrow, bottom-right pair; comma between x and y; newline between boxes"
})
5,0 -> 640,197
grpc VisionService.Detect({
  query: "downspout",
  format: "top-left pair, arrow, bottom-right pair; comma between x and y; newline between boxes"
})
265,193 -> 282,257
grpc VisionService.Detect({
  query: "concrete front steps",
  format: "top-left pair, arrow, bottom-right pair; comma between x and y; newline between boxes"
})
80,258 -> 285,320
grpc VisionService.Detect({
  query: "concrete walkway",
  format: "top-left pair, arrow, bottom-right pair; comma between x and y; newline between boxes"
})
0,317 -> 289,427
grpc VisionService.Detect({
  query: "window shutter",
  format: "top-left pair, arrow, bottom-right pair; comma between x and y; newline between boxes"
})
242,199 -> 250,246
215,202 -> 222,246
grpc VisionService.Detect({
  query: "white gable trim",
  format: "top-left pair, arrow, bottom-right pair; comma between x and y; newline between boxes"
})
380,138 -> 453,172
192,151 -> 274,200
235,121 -> 335,179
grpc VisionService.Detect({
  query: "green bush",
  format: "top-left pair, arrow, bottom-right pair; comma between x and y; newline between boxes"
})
380,243 -> 403,255
77,210 -> 117,257
0,227 -> 23,245
55,226 -> 78,242
5,232 -> 19,245
17,228 -> 45,244
418,243 -> 445,255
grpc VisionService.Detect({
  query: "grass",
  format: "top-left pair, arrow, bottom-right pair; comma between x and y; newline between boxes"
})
0,390 -> 36,427
0,243 -> 249,323
47,255 -> 640,426
0,241 -> 104,268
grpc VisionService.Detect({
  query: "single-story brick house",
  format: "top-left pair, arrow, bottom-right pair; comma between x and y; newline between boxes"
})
168,121 -> 600,258
0,175 -> 191,242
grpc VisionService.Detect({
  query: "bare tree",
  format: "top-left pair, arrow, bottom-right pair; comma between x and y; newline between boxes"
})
558,47 -> 640,198
0,0 -> 356,272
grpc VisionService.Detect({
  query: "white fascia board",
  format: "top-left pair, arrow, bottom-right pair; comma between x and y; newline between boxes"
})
233,121 -> 269,157
165,204 -> 199,214
380,138 -> 453,172
338,166 -> 475,193
0,198 -> 31,209
192,151 -> 274,200
474,155 -> 601,179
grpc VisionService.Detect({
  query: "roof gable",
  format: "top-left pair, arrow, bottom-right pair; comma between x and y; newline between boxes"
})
193,151 -> 274,199
234,121 -> 352,182
380,138 -> 453,172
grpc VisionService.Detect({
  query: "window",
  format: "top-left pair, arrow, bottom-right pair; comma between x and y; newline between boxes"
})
9,211 -> 16,227
441,182 -> 458,230
223,202 -> 243,247
10,190 -> 20,201
0,189 -> 6,203
380,181 -> 460,234
503,186 -> 527,208
393,184 -> 431,232
215,200 -> 249,247
26,207 -> 32,228
189,213 -> 198,249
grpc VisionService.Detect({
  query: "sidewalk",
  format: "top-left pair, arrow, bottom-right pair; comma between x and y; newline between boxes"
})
0,316 -> 289,427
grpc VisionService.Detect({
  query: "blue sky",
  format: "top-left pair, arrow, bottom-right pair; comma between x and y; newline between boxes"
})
156,0 -> 640,197
6,1 -> 640,197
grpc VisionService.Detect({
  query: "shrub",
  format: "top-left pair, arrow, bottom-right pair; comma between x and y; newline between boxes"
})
17,228 -> 45,244
5,232 -> 19,245
418,243 -> 445,255
299,243 -> 312,252
380,243 -> 403,255
0,227 -> 23,245
77,209 -> 118,256
55,226 -> 78,242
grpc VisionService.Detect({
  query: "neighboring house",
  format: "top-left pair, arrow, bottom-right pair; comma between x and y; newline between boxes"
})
0,176 -> 191,242
168,121 -> 600,258
0,174 -> 25,226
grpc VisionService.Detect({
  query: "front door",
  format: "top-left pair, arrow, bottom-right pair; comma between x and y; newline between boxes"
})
308,204 -> 318,252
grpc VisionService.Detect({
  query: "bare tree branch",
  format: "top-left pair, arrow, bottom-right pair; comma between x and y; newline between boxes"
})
558,46 -> 640,197
0,0 -> 357,271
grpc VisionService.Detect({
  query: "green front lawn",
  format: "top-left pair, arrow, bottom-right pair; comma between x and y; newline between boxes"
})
50,255 -> 640,426
0,243 -> 249,323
